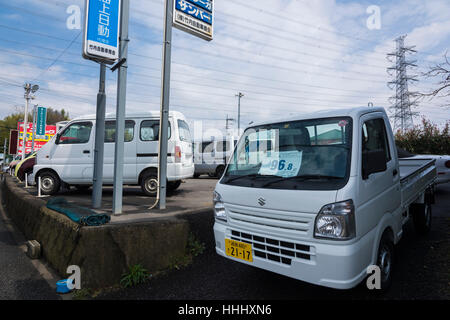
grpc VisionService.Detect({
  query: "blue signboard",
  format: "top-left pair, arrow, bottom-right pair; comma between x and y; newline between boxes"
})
173,0 -> 214,41
36,106 -> 47,136
83,0 -> 121,63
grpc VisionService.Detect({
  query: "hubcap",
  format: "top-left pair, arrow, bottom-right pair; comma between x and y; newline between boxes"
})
425,205 -> 431,227
41,177 -> 54,191
379,246 -> 391,282
145,178 -> 158,193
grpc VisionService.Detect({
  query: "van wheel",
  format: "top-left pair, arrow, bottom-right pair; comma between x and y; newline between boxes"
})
375,232 -> 394,292
412,203 -> 432,234
141,172 -> 158,196
168,180 -> 181,191
215,165 -> 225,178
37,171 -> 60,195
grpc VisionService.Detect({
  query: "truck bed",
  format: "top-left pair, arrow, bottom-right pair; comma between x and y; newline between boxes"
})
399,158 -> 436,208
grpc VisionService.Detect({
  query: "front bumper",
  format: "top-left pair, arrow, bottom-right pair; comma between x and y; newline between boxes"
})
214,222 -> 375,290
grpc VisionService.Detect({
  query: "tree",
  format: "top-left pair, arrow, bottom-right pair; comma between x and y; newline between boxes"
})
417,52 -> 450,108
0,108 -> 70,155
395,117 -> 450,155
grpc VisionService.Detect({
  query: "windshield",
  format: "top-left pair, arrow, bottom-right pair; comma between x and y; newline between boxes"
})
222,117 -> 352,190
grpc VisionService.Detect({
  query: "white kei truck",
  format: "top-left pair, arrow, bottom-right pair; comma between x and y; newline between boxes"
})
213,107 -> 436,290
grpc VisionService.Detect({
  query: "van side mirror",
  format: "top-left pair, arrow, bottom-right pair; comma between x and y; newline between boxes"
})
362,149 -> 387,180
55,133 -> 61,145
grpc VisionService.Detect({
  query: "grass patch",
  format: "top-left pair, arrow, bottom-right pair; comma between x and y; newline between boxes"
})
120,264 -> 151,288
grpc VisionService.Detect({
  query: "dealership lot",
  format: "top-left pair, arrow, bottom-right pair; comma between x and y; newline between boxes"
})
95,183 -> 450,300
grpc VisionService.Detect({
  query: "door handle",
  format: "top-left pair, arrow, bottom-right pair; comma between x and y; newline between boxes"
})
393,169 -> 398,176
83,150 -> 90,154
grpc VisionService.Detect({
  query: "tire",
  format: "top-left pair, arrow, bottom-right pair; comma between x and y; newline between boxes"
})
412,203 -> 432,234
375,232 -> 394,292
193,173 -> 200,179
37,171 -> 61,195
140,172 -> 158,197
215,165 -> 225,178
167,180 -> 181,191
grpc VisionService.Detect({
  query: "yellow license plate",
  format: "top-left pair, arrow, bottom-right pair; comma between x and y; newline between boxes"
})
225,239 -> 253,262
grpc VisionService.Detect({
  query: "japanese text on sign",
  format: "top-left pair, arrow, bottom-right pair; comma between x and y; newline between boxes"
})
83,0 -> 121,63
173,0 -> 214,41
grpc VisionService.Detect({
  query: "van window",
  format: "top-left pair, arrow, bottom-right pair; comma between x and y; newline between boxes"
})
58,122 -> 92,144
216,140 -> 232,152
178,120 -> 192,142
362,118 -> 391,163
140,120 -> 171,141
202,141 -> 214,153
104,120 -> 135,143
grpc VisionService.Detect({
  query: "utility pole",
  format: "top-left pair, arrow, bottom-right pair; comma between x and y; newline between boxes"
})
387,35 -> 418,134
112,0 -> 130,215
157,0 -> 174,210
235,92 -> 244,135
22,83 -> 39,160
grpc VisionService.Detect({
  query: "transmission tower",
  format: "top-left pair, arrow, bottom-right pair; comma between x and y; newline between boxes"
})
387,35 -> 419,134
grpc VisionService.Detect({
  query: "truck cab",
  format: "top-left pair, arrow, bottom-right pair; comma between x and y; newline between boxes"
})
213,107 -> 436,290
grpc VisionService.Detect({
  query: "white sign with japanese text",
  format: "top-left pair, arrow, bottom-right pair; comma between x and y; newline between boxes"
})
173,0 -> 214,41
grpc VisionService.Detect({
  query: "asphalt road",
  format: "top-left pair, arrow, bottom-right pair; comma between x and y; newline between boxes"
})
0,199 -> 60,300
97,183 -> 450,300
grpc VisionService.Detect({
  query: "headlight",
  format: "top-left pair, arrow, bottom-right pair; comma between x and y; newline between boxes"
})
314,200 -> 355,240
213,191 -> 227,222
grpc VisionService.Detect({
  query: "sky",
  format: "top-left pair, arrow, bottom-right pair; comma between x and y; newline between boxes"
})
0,0 -> 449,135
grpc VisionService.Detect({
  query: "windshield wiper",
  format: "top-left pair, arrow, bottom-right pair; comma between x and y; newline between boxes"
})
260,174 -> 342,187
223,173 -> 281,183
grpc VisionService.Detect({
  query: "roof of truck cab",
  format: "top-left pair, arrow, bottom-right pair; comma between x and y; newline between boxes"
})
248,106 -> 386,127
72,110 -> 187,121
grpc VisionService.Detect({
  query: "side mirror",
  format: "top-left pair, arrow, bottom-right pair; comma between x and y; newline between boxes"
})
362,149 -> 387,180
55,133 -> 61,145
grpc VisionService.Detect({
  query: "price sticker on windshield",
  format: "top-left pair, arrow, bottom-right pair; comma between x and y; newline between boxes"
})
259,151 -> 302,178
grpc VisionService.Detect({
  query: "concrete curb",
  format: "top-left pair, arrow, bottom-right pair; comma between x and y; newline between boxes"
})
0,174 -> 212,289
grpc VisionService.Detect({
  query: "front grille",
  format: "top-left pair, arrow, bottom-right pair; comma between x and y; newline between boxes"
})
230,230 -> 313,266
226,205 -> 312,238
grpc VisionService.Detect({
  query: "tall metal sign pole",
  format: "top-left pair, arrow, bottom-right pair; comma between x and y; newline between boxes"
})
83,0 -> 122,209
112,0 -> 130,214
157,0 -> 175,209
156,0 -> 214,209
92,63 -> 106,208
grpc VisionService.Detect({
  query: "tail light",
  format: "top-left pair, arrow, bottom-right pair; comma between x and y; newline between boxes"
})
445,160 -> 450,169
175,146 -> 182,163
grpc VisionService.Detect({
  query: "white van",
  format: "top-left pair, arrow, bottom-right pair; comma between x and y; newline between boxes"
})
193,137 -> 238,178
33,111 -> 194,196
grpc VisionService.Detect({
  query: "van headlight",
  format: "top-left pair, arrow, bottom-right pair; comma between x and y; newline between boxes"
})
213,191 -> 227,222
314,200 -> 355,240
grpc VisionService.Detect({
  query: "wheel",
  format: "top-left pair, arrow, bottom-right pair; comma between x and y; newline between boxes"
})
412,203 -> 432,234
167,180 -> 181,191
375,232 -> 394,291
215,165 -> 225,178
193,173 -> 200,178
37,171 -> 61,195
140,172 -> 158,196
